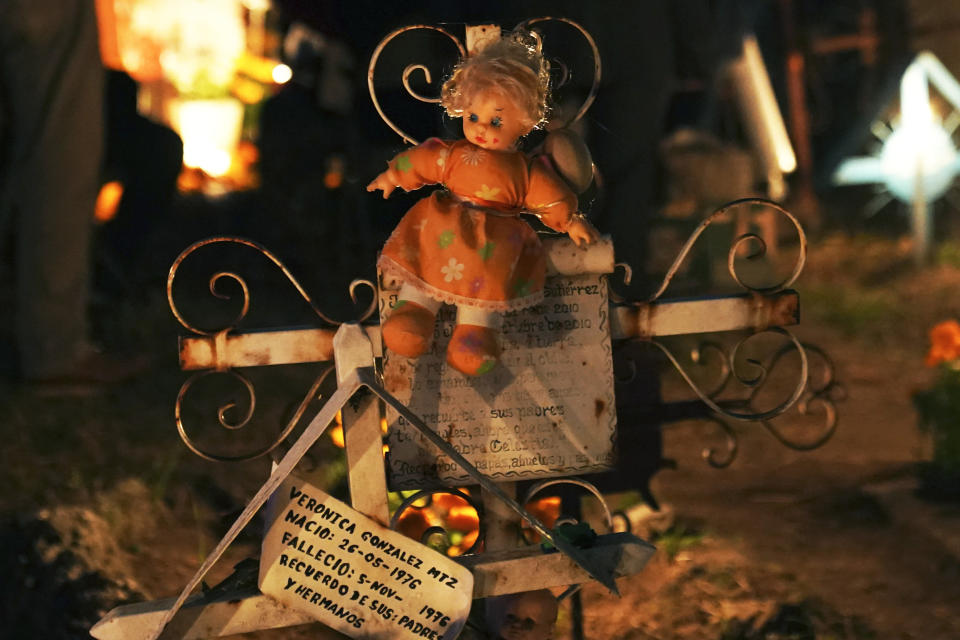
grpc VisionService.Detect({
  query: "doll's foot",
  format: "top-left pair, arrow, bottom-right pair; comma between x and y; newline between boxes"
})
382,300 -> 437,358
446,324 -> 500,376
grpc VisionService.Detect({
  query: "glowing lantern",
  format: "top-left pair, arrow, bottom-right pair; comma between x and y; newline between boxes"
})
105,0 -> 248,178
172,98 -> 245,177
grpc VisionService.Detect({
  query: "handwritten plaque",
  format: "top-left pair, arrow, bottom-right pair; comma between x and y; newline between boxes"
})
260,476 -> 473,639
380,259 -> 617,488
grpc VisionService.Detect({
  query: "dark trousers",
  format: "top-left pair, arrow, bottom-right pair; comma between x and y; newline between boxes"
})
0,0 -> 103,376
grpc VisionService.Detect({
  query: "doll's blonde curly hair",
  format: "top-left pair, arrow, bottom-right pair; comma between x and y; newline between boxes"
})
441,30 -> 550,131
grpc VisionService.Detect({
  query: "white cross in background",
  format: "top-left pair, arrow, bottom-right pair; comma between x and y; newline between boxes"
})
833,51 -> 960,264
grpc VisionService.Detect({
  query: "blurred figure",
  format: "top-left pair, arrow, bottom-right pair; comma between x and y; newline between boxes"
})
98,69 -> 182,290
0,0 -> 145,389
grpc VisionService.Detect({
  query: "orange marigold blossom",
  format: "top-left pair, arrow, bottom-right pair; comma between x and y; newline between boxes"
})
445,504 -> 480,532
394,508 -> 435,542
926,320 -> 960,367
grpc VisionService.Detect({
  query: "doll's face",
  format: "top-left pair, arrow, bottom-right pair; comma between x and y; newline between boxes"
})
461,90 -> 533,151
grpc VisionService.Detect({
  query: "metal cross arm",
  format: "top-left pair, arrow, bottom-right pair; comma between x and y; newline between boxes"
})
175,293 -> 799,374
178,325 -> 382,371
611,290 -> 799,340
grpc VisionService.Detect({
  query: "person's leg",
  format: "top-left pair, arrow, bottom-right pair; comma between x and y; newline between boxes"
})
1,0 -> 103,378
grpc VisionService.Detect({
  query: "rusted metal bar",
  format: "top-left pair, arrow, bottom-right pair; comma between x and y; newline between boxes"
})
179,290 -> 799,369
459,533 -> 654,598
611,290 -> 799,340
178,326 -> 381,370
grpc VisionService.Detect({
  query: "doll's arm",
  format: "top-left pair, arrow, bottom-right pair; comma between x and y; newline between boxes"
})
366,138 -> 449,198
526,156 -> 598,246
565,214 -> 600,247
366,168 -> 400,199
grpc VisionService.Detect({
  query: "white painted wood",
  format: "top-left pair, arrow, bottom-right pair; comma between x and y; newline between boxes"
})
333,324 -> 390,525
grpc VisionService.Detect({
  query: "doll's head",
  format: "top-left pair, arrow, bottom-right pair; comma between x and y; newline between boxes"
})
441,31 -> 550,150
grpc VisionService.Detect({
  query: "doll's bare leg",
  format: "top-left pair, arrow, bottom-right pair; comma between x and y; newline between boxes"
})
382,283 -> 440,358
446,306 -> 502,376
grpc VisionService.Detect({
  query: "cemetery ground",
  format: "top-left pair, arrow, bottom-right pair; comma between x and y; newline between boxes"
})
2,215 -> 960,639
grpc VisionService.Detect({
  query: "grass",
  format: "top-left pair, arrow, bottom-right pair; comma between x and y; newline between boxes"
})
802,284 -> 902,340
654,524 -> 705,561
935,241 -> 960,268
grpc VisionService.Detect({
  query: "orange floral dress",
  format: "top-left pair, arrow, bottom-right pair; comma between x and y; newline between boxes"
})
378,138 -> 577,311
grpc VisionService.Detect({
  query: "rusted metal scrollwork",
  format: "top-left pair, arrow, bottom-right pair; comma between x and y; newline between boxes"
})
690,340 -> 733,400
661,341 -> 842,468
621,197 -> 807,304
168,237 -> 375,463
367,25 -> 466,145
368,18 -> 601,145
388,488 -> 484,555
517,17 -> 602,128
615,339 -> 733,394
754,343 -> 844,452
167,236 -> 376,336
653,327 -> 809,423
174,365 -> 335,463
519,478 -> 615,546
610,198 -> 822,460
694,417 -> 740,468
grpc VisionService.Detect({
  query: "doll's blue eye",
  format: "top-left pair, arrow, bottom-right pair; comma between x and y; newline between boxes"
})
490,117 -> 502,127
468,113 -> 479,122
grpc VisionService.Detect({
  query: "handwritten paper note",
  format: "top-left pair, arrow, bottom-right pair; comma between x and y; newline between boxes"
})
260,476 -> 473,639
380,271 -> 617,488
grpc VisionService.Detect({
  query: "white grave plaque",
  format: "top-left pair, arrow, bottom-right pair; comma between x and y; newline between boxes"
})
380,243 -> 617,488
260,476 -> 473,639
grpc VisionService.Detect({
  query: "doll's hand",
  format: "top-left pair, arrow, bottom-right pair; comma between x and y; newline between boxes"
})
567,216 -> 599,247
366,171 -> 397,199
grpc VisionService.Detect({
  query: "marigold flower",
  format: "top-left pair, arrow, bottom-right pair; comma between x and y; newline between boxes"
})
926,320 -> 960,367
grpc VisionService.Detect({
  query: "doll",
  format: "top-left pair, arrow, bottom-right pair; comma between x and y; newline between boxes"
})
367,31 -> 598,376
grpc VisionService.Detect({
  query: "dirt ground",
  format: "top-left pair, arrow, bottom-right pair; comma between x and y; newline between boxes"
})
2,217 -> 960,639
580,322 -> 960,640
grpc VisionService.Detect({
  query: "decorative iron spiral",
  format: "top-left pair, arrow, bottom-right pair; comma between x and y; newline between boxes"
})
367,18 -> 601,145
167,236 -> 376,336
651,327 -> 809,422
174,363 -> 335,463
389,487 -> 484,555
518,478 -> 614,545
611,198 -> 807,303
